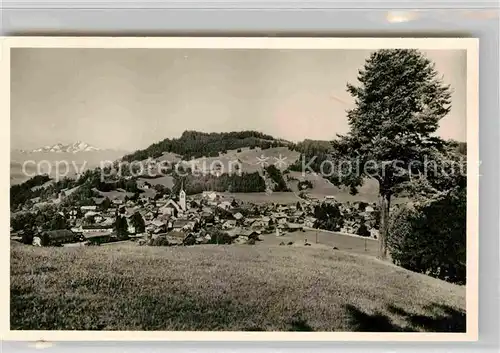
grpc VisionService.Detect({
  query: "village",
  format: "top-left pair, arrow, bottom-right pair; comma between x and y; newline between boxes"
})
12,180 -> 381,248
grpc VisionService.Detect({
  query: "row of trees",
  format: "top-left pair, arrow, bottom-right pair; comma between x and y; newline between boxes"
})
290,139 -> 333,156
172,171 -> 266,195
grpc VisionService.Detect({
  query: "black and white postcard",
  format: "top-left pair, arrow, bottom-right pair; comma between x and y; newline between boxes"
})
0,37 -> 479,341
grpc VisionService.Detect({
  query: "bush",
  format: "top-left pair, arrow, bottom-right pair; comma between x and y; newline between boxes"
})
388,187 -> 466,284
21,232 -> 34,245
149,236 -> 170,246
357,202 -> 368,212
208,229 -> 232,245
40,233 -> 50,247
356,223 -> 370,237
183,234 -> 197,246
298,180 -> 313,190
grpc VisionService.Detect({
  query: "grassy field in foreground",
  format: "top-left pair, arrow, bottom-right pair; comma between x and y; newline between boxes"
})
261,230 -> 380,257
10,244 -> 465,331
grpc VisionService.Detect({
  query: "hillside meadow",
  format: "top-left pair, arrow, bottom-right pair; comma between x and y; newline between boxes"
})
11,243 -> 465,331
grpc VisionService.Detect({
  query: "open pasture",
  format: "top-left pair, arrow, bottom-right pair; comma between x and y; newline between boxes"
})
11,243 -> 465,331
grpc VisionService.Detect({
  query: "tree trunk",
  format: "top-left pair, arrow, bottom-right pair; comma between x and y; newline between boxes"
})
378,193 -> 391,260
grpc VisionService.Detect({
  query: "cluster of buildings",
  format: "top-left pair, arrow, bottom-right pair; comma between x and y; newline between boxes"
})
14,178 -> 381,247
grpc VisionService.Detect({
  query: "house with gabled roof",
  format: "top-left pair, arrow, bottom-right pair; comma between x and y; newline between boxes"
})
159,199 -> 182,216
146,219 -> 166,234
284,222 -> 304,232
34,230 -> 77,246
202,191 -> 218,201
233,212 -> 244,221
222,219 -> 237,230
78,224 -> 114,234
218,201 -> 232,211
84,231 -> 112,245
172,219 -> 194,232
244,218 -> 257,227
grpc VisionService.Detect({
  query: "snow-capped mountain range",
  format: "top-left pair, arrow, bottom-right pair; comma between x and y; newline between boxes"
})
23,141 -> 103,153
10,142 -> 130,184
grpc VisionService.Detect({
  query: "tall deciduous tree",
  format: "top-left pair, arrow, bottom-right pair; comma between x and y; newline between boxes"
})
130,212 -> 146,234
100,197 -> 112,211
330,49 -> 452,259
114,214 -> 128,239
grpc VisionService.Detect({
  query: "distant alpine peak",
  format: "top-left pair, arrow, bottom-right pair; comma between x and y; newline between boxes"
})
30,141 -> 101,153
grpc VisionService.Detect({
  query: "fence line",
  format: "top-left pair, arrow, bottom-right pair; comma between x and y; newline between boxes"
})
302,227 -> 379,242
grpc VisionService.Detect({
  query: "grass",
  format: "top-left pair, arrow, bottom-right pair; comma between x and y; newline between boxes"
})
263,230 -> 380,257
180,147 -> 301,175
94,189 -> 135,200
138,175 -> 175,189
11,243 -> 465,331
287,171 -> 410,204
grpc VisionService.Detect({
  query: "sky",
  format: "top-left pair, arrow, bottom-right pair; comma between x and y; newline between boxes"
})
11,48 -> 467,151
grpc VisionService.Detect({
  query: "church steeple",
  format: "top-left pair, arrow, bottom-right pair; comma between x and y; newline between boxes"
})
179,179 -> 186,211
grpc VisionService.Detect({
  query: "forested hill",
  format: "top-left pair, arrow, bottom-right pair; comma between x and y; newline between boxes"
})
122,131 -> 291,162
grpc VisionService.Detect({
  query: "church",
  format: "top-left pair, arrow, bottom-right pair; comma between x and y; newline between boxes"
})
158,183 -> 187,217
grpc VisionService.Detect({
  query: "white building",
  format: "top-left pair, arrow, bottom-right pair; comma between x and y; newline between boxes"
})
159,199 -> 182,216
179,183 -> 187,211
202,191 -> 218,201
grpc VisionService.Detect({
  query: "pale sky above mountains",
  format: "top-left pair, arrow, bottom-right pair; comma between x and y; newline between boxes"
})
11,48 -> 466,151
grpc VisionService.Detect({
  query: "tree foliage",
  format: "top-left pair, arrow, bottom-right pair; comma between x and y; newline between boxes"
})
356,223 -> 371,237
313,202 -> 344,232
11,207 -> 69,232
328,49 -> 453,258
10,175 -> 51,208
130,212 -> 146,234
100,197 -> 112,211
114,215 -> 128,239
264,165 -> 289,192
21,231 -> 34,245
207,229 -> 233,245
388,187 -> 466,284
172,171 -> 266,195
289,140 -> 334,174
